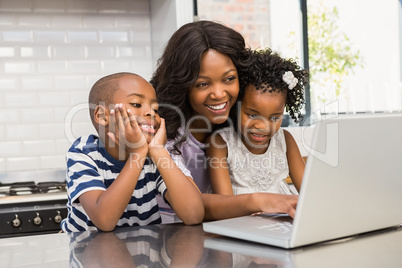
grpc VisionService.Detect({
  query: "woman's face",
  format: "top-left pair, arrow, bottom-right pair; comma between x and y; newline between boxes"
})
188,49 -> 239,127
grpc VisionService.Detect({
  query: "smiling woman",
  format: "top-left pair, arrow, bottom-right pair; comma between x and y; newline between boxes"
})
151,20 -> 300,222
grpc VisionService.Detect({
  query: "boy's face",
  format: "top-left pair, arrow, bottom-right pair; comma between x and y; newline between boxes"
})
111,75 -> 161,143
239,85 -> 285,154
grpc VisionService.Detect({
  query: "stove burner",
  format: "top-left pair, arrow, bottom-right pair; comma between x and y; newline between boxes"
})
0,181 -> 67,196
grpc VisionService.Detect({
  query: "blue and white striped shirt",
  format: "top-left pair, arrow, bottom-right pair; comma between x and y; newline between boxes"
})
61,135 -> 167,233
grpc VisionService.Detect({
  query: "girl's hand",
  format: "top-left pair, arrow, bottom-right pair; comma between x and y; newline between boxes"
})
107,103 -> 148,155
149,118 -> 167,152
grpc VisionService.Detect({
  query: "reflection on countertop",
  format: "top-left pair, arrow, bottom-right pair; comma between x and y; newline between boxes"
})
0,223 -> 401,267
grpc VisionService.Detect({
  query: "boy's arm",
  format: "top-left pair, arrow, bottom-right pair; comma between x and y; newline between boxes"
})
79,152 -> 147,231
283,129 -> 305,193
206,134 -> 234,195
202,192 -> 298,220
79,105 -> 149,231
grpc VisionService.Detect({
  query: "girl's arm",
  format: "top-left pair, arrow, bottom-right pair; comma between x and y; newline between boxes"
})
283,129 -> 305,193
206,133 -> 234,195
202,192 -> 298,220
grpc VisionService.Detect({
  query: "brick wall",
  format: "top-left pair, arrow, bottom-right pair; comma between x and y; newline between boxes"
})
0,0 -> 153,172
197,0 -> 271,49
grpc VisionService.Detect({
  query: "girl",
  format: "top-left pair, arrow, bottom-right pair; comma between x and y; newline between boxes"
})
151,21 -> 299,220
207,48 -> 309,196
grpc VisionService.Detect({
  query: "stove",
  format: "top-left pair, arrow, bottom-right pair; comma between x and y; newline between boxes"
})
0,170 -> 68,238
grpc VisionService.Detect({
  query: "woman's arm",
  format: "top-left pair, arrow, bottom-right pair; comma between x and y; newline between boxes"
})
283,129 -> 305,193
206,134 -> 234,195
149,119 -> 204,225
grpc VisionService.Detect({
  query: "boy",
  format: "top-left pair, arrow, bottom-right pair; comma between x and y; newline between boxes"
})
61,72 -> 204,233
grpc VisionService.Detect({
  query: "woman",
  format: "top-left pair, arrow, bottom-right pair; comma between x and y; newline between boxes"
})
151,20 -> 298,220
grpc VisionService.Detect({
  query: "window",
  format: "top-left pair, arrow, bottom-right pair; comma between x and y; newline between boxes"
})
196,0 -> 402,125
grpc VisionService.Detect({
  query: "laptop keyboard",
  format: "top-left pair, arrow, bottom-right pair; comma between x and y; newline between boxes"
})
257,222 -> 293,234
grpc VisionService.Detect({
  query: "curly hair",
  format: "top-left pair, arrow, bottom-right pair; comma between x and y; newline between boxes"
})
150,20 -> 253,153
238,48 -> 309,123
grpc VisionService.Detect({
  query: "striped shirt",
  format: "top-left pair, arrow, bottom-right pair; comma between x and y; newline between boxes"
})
61,135 -> 167,233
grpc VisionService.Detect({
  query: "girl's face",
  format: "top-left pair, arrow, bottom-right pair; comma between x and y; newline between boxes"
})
188,49 -> 239,127
240,85 -> 286,154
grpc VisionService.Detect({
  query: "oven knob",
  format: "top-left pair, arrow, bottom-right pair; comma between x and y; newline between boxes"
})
12,215 -> 21,228
54,211 -> 62,224
33,213 -> 42,226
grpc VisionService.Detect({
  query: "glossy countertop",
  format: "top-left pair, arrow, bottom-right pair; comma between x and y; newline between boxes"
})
0,223 -> 401,268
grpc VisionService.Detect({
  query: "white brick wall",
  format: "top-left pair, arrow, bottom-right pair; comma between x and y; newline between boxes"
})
0,0 -> 153,172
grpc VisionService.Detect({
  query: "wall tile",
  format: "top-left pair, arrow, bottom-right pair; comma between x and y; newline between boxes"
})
67,30 -> 98,43
38,92 -> 71,107
6,124 -> 39,140
68,60 -> 100,73
0,77 -> 18,90
98,0 -> 128,14
101,60 -> 131,73
23,140 -> 56,156
0,46 -> 15,57
100,31 -> 129,43
0,125 -> 4,141
127,0 -> 149,14
52,45 -> 85,58
56,138 -> 72,155
54,107 -> 73,122
32,0 -> 66,12
0,0 -> 153,172
0,0 -> 32,12
86,46 -> 114,58
2,30 -> 33,42
35,30 -> 66,43
70,91 -> 90,106
0,141 -> 22,157
39,123 -> 65,139
37,60 -> 68,73
0,14 -> 15,26
21,108 -> 54,123
7,157 -> 41,172
18,14 -> 49,27
71,121 -> 96,138
66,0 -> 99,13
21,76 -> 53,90
130,30 -> 151,43
20,46 -> 50,58
0,158 -> 5,172
116,15 -> 150,29
40,155 -> 65,170
83,15 -> 115,28
54,76 -> 86,91
4,93 -> 38,107
50,14 -> 83,28
4,62 -> 35,74
0,109 -> 20,124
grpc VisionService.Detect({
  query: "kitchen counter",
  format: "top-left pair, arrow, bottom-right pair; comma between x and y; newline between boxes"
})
0,223 -> 401,267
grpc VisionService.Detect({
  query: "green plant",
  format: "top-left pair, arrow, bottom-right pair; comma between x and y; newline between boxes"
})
307,1 -> 363,107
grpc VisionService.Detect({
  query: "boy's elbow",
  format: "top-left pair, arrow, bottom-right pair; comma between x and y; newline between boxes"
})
92,216 -> 117,232
181,208 -> 204,225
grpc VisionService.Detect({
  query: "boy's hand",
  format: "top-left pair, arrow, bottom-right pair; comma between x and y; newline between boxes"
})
149,118 -> 167,152
107,103 -> 148,155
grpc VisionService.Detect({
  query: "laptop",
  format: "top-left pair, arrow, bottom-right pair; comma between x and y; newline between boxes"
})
203,114 -> 402,248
